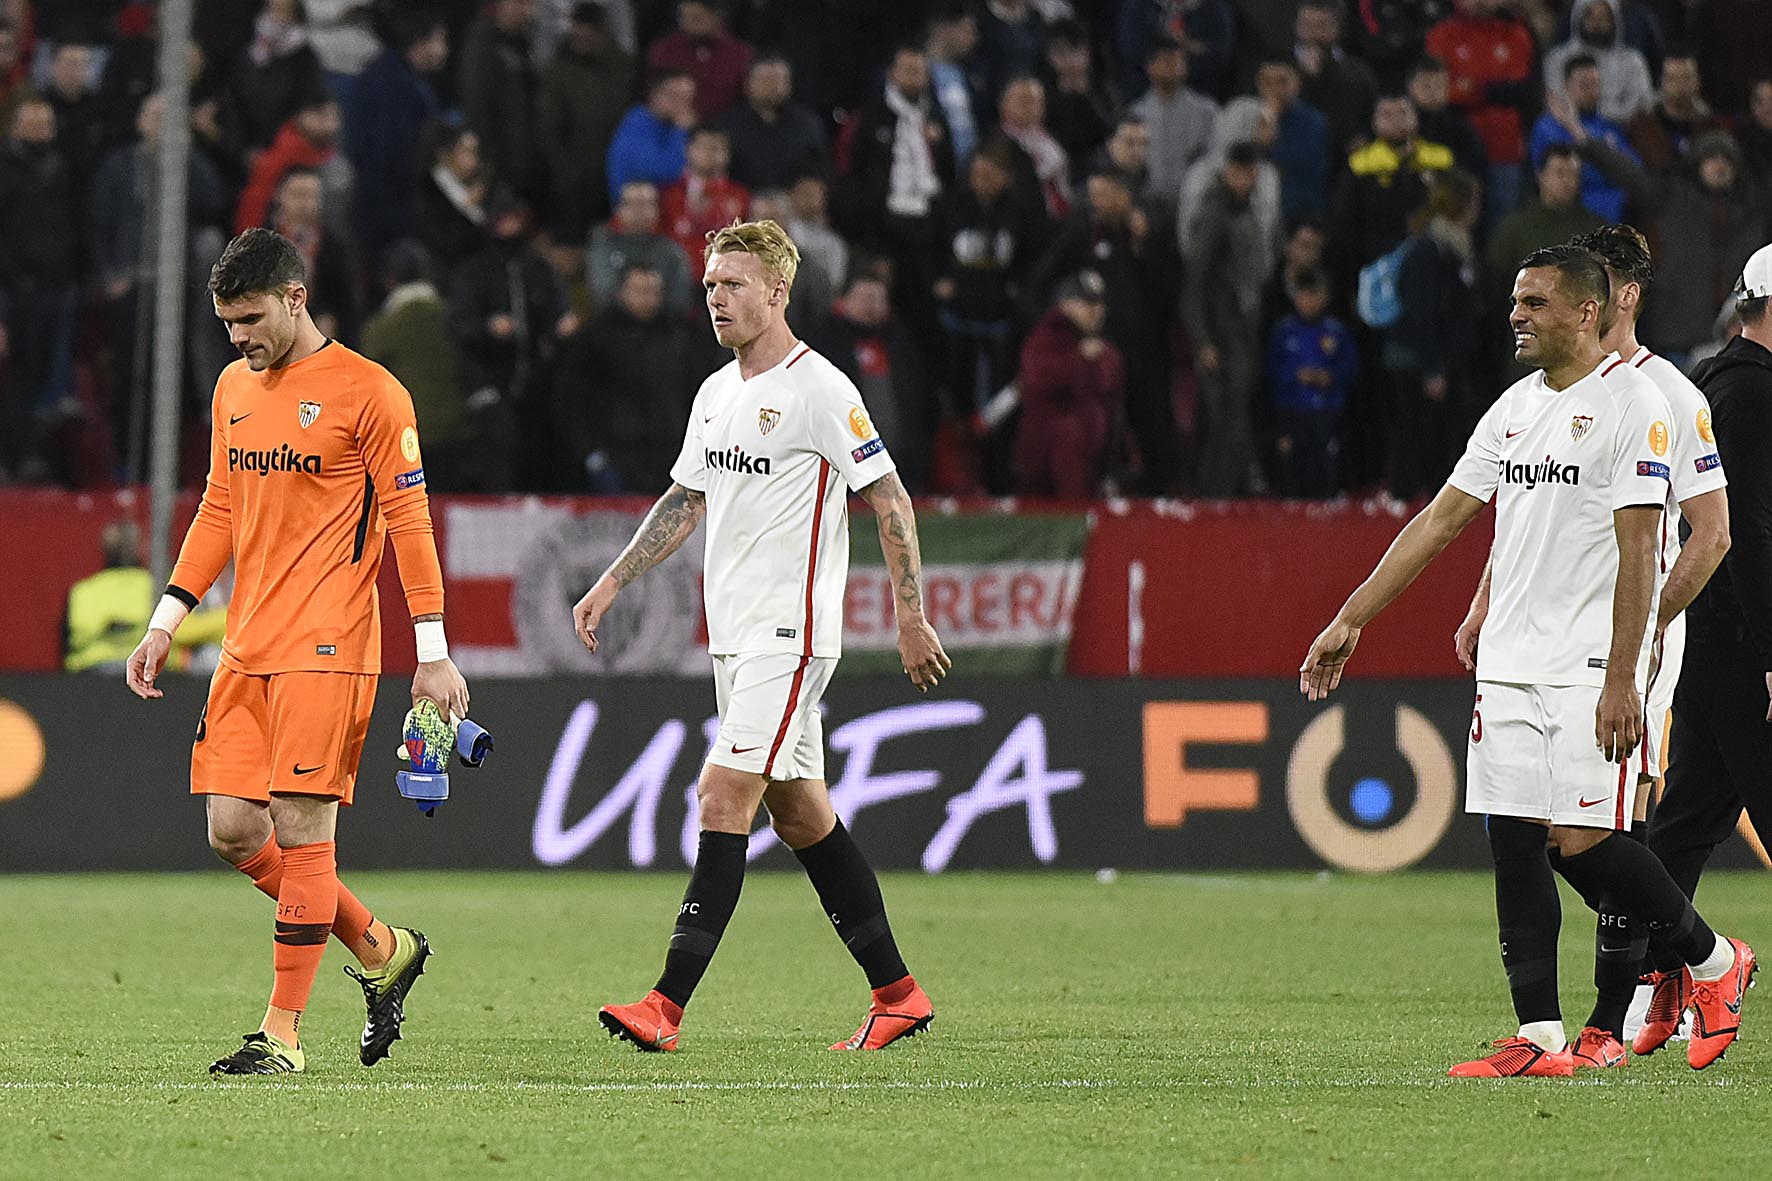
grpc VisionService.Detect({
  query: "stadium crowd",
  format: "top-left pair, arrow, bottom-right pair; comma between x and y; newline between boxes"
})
1,0 -> 1769,499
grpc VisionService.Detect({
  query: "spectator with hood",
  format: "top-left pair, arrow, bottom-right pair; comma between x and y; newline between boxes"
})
538,3 -> 635,237
1544,0 -> 1654,124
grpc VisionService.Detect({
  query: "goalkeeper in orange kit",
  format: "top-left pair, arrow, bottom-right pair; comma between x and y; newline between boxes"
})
125,229 -> 470,1075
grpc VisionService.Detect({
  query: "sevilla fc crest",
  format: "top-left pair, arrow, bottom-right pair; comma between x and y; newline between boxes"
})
298,400 -> 322,429
1570,415 -> 1594,442
758,407 -> 781,436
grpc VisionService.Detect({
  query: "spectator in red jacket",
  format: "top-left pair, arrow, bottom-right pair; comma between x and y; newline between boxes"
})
647,0 -> 753,124
1426,0 -> 1539,232
1013,269 -> 1125,497
661,126 -> 751,281
234,88 -> 352,235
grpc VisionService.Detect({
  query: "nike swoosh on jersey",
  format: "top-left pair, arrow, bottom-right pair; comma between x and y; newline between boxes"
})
292,763 -> 326,776
230,413 -> 253,425
1576,795 -> 1610,808
730,744 -> 762,754
1505,428 -> 1525,438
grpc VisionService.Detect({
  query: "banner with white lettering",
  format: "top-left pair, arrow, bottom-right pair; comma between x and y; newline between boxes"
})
840,512 -> 1089,676
11,673 -> 1768,874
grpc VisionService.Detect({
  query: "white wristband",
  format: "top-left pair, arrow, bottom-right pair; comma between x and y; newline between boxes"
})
415,619 -> 449,663
148,594 -> 190,637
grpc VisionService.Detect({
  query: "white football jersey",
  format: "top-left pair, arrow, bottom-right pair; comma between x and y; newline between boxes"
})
1448,354 -> 1674,688
670,342 -> 897,658
1623,346 -> 1727,580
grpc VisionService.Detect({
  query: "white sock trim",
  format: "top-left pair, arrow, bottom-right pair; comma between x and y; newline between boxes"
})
1691,933 -> 1734,982
1518,1020 -> 1567,1053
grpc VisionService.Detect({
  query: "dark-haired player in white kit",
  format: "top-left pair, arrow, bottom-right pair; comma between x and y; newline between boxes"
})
1301,245 -> 1754,1077
1455,226 -> 1732,1061
572,219 -> 951,1053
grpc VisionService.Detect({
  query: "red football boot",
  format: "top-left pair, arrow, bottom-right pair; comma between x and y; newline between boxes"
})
1632,968 -> 1691,1056
598,990 -> 683,1053
1447,1036 -> 1574,1078
1570,1026 -> 1626,1070
1688,939 -> 1757,1070
830,977 -> 934,1051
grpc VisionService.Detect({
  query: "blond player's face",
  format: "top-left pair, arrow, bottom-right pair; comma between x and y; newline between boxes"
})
704,251 -> 782,349
215,287 -> 300,372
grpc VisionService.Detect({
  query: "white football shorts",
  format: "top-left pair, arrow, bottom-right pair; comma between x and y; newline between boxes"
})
1467,681 -> 1641,830
706,651 -> 837,781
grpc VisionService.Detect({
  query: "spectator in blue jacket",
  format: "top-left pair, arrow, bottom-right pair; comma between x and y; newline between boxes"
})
1385,168 -> 1480,501
345,9 -> 447,266
1266,268 -> 1356,498
605,69 -> 696,207
1529,54 -> 1639,222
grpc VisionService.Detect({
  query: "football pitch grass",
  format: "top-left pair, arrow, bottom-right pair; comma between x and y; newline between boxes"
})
5,871 -> 1772,1179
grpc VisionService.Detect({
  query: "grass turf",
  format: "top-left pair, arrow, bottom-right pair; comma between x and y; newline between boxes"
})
3,870 -> 1771,1179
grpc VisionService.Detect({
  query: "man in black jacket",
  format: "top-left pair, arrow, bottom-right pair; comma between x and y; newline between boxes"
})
1637,242 -> 1772,1048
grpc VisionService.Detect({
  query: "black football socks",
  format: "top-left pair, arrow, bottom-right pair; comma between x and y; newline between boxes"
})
793,819 -> 910,989
654,830 -> 748,1009
1489,816 -> 1563,1026
1554,832 -> 1718,971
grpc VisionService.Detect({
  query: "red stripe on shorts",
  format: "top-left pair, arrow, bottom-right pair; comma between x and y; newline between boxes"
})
762,657 -> 809,779
1616,754 -> 1629,830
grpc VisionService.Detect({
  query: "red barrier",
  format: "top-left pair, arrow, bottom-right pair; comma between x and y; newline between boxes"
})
5,491 -> 1491,677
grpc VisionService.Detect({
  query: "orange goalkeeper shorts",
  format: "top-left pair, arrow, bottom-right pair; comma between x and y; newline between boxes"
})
190,666 -> 377,804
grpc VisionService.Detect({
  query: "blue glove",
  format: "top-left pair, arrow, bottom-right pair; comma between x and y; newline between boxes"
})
396,700 -> 494,815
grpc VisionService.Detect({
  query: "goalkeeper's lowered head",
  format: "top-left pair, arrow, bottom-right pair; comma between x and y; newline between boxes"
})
396,698 -> 494,816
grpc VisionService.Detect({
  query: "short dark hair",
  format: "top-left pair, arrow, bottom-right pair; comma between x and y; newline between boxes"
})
1407,55 -> 1447,83
1518,243 -> 1610,307
1287,213 -> 1328,238
386,8 -> 444,50
1295,267 -> 1329,293
1225,140 -> 1265,167
1740,296 -> 1771,326
1146,33 -> 1184,60
1539,142 -> 1581,167
1662,43 -> 1699,67
1564,52 -> 1599,83
1572,224 -> 1653,298
617,261 -> 662,284
648,67 -> 692,94
1046,18 -> 1088,49
209,228 -> 306,300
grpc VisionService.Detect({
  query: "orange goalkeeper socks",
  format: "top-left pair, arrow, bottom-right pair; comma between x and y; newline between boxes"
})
268,840 -> 338,1031
236,835 -> 392,969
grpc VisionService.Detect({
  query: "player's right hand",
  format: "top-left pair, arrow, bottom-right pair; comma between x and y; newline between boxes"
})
1453,613 -> 1483,672
572,577 -> 618,654
1299,619 -> 1361,702
125,629 -> 173,700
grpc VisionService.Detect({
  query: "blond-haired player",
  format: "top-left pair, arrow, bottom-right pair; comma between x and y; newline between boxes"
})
574,220 -> 951,1052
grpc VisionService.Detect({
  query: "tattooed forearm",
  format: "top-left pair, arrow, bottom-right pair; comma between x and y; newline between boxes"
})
605,483 -> 706,588
862,472 -> 925,619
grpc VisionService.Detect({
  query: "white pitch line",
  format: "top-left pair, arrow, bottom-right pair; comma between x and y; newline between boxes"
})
0,1076 -> 1747,1095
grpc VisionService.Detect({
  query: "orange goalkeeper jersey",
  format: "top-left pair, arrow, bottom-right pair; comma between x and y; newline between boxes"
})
169,341 -> 445,675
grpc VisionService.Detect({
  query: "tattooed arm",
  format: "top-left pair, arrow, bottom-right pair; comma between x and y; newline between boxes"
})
859,471 -> 952,690
572,483 -> 707,652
